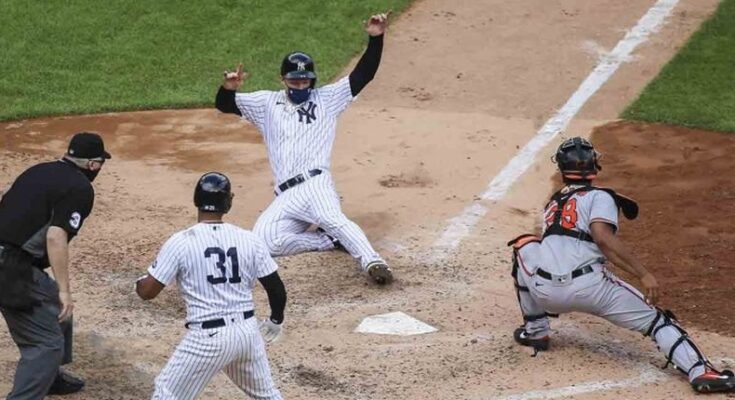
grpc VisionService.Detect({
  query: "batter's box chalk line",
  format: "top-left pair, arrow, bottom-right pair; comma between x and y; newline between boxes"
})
355,311 -> 438,336
487,365 -> 667,400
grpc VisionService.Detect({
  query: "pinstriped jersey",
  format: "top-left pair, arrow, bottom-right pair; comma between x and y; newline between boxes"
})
148,222 -> 278,323
234,76 -> 354,184
537,188 -> 618,275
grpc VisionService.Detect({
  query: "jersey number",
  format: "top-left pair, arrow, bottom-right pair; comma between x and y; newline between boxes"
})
544,198 -> 579,229
205,247 -> 241,285
560,198 -> 579,229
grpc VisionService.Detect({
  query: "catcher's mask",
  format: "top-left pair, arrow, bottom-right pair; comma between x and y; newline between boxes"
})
552,137 -> 602,181
194,172 -> 233,213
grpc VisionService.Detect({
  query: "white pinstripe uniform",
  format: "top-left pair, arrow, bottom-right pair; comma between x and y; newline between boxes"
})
515,188 -> 706,381
148,222 -> 283,400
235,76 -> 384,271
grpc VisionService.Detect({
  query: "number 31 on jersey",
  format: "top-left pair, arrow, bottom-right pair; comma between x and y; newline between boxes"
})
205,247 -> 241,285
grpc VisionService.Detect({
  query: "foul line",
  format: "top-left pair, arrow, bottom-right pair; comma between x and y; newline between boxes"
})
488,366 -> 667,400
432,0 -> 680,256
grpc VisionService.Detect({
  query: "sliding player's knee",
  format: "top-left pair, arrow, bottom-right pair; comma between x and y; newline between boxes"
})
254,229 -> 284,256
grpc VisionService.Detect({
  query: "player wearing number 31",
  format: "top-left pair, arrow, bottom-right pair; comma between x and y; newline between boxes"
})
135,172 -> 286,400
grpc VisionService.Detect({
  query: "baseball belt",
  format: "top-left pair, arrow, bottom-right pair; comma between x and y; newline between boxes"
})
276,169 -> 322,194
536,264 -> 594,281
185,310 -> 254,330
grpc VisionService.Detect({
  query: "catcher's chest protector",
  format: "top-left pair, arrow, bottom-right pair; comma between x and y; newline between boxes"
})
542,185 -> 639,243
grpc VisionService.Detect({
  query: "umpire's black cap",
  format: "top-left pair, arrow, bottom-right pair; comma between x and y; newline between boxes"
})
68,132 -> 112,159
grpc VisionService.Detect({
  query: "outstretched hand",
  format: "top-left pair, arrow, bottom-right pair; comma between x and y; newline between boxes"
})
223,63 -> 247,90
365,11 -> 392,36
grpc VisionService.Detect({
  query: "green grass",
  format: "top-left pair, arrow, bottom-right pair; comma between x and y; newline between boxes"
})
0,1 -> 411,121
622,0 -> 735,132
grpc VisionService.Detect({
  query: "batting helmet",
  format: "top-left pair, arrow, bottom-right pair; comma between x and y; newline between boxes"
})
281,51 -> 316,86
194,172 -> 232,213
552,137 -> 602,180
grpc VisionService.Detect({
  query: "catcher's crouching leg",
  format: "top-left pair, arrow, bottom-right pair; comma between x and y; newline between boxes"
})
646,309 -> 735,393
508,235 -> 550,353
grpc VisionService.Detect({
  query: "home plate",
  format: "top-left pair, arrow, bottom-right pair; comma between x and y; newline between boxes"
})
354,311 -> 438,336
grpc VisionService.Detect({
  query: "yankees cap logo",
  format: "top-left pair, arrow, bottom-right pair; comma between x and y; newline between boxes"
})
297,61 -> 306,71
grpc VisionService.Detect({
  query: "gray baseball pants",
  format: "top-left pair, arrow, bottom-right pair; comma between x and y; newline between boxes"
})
1,267 -> 73,400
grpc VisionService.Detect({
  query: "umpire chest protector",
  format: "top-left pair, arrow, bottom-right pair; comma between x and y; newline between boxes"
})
542,184 -> 639,242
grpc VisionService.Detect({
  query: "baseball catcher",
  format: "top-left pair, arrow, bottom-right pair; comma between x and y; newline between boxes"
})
509,137 -> 735,393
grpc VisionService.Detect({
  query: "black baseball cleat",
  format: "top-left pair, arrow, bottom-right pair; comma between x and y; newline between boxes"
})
316,227 -> 347,253
366,261 -> 393,285
47,369 -> 85,395
513,327 -> 550,352
691,369 -> 735,393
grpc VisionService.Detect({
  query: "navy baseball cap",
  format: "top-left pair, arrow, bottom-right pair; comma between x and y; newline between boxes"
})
67,132 -> 111,159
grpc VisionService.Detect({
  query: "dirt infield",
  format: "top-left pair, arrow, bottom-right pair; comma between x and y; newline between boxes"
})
1,0 -> 731,399
592,120 -> 735,337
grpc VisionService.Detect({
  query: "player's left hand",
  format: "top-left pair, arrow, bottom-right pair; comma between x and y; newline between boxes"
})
640,272 -> 659,304
365,11 -> 392,36
259,318 -> 283,343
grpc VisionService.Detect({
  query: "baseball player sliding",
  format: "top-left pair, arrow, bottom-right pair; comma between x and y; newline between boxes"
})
135,172 -> 286,400
509,137 -> 735,394
215,12 -> 393,285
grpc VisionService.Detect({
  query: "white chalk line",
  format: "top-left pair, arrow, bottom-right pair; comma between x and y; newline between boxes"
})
432,0 -> 680,258
488,366 -> 667,400
489,323 -> 670,400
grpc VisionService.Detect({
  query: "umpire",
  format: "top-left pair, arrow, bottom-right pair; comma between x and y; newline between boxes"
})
0,132 -> 110,399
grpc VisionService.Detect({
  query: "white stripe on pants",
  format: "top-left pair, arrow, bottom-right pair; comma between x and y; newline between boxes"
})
152,317 -> 282,400
254,172 -> 383,270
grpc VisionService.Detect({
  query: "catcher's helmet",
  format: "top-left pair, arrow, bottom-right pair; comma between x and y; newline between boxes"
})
281,51 -> 316,86
194,172 -> 232,213
552,137 -> 602,180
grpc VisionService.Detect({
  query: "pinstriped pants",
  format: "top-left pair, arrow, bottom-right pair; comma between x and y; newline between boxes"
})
253,171 -> 383,270
152,317 -> 282,400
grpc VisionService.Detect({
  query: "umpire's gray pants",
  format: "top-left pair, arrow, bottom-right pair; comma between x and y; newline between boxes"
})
1,267 -> 73,400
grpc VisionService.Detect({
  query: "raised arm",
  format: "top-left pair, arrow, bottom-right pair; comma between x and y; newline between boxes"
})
215,63 -> 247,115
349,11 -> 391,96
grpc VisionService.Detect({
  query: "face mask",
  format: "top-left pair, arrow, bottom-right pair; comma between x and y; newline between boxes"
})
82,168 -> 100,182
287,88 -> 311,105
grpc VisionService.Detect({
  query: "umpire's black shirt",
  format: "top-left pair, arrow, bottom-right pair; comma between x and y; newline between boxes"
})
0,159 -> 94,267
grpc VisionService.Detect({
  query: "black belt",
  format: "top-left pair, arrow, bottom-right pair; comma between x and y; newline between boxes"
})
277,169 -> 322,193
536,265 -> 594,280
185,310 -> 254,329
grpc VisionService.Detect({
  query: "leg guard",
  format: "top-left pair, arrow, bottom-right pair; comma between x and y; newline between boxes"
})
646,308 -> 730,381
509,235 -> 550,341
